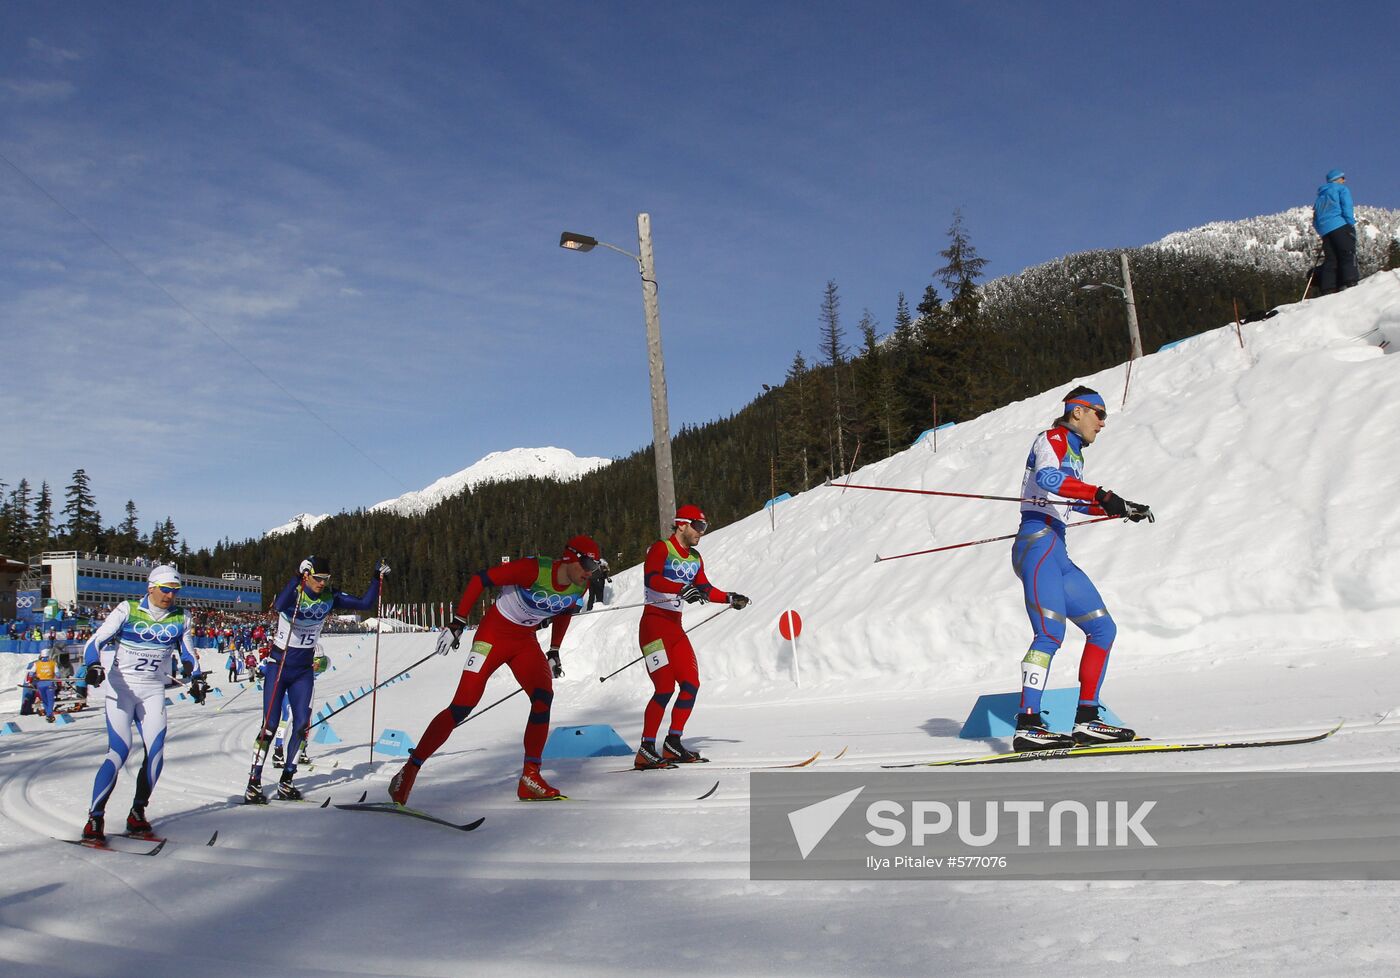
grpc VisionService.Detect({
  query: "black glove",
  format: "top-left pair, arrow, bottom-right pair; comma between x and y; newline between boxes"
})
1096,487 -> 1154,523
728,593 -> 750,610
547,649 -> 564,679
437,616 -> 469,656
85,663 -> 105,688
679,583 -> 708,605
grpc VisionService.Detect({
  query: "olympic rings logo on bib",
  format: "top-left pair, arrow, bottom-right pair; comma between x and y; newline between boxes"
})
666,558 -> 698,581
133,622 -> 180,643
526,589 -> 576,614
299,603 -> 329,621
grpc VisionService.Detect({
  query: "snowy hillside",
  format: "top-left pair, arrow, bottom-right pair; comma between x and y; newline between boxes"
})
368,446 -> 611,517
4,272 -> 1400,978
1149,205 -> 1400,274
264,446 -> 611,535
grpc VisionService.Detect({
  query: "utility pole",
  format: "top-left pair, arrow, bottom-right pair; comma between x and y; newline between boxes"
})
1121,252 -> 1143,360
637,213 -> 675,536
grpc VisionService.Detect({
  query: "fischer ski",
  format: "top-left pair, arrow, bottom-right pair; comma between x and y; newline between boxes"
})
882,722 -> 1343,768
610,750 -> 824,774
334,801 -> 484,832
63,834 -> 167,855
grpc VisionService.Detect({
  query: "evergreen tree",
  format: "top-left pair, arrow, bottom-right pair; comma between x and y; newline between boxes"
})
1386,237 -> 1400,272
818,280 -> 849,476
150,517 -> 179,559
777,351 -> 816,491
33,483 -> 53,555
62,469 -> 102,552
117,500 -> 141,555
938,209 -> 990,324
5,479 -> 30,555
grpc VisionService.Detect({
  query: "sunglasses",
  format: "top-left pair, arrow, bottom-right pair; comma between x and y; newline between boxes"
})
154,585 -> 181,595
567,548 -> 601,573
1088,408 -> 1107,421
681,519 -> 708,534
310,574 -> 332,583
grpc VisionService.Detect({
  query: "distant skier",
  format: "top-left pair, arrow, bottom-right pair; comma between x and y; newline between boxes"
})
32,648 -> 58,722
388,535 -> 602,804
79,565 -> 202,841
1312,168 -> 1358,295
243,555 -> 386,804
1011,387 -> 1153,751
633,505 -> 750,769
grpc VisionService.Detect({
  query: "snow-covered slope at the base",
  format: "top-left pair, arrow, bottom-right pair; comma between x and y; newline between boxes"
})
4,273 -> 1400,978
369,446 -> 611,517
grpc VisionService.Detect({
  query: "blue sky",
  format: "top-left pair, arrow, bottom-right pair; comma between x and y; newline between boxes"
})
2,1 -> 1396,549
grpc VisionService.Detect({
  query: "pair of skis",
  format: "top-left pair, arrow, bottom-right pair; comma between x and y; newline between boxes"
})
64,829 -> 220,856
881,721 -> 1344,767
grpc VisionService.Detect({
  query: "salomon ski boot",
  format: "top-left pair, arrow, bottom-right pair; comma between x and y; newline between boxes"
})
634,740 -> 676,770
126,806 -> 154,835
276,772 -> 302,801
662,734 -> 708,764
243,776 -> 268,805
82,814 -> 106,842
1072,705 -> 1136,745
272,745 -> 285,767
1012,711 -> 1076,752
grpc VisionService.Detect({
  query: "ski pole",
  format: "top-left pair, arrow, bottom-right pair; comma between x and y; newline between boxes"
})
452,687 -> 524,728
874,516 -> 1118,563
369,576 -> 384,767
829,481 -> 1081,506
598,604 -> 731,683
308,643 -> 442,730
570,599 -> 672,619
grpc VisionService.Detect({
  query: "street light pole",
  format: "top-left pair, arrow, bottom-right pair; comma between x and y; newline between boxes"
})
560,216 -> 676,537
636,213 -> 676,535
1119,253 -> 1143,360
1079,253 -> 1143,360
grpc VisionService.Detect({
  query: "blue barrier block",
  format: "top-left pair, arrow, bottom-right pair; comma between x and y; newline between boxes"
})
373,729 -> 415,757
764,493 -> 792,510
177,693 -> 188,701
212,688 -> 224,698
959,688 -> 1122,739
312,722 -> 342,744
913,421 -> 957,445
164,697 -> 174,706
54,713 -> 74,725
337,694 -> 354,708
1,721 -> 21,735
542,724 -> 633,759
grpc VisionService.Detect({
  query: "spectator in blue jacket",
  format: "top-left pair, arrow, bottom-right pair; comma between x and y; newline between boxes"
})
1313,168 -> 1357,295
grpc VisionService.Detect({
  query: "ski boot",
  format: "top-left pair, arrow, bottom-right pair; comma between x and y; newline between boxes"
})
1072,705 -> 1136,745
272,744 -> 285,766
662,734 -> 708,764
276,771 -> 302,801
297,749 -> 311,766
82,814 -> 106,843
126,806 -> 154,836
1012,711 -> 1076,752
243,775 -> 268,805
388,761 -> 419,806
517,761 -> 563,800
634,740 -> 676,770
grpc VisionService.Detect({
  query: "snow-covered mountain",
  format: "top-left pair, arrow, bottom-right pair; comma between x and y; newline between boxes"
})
263,447 -> 612,535
368,446 -> 612,518
1147,205 -> 1400,273
262,512 -> 331,537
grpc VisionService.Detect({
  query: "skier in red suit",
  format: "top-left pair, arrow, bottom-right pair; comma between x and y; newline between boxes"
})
634,505 -> 749,769
389,535 -> 603,803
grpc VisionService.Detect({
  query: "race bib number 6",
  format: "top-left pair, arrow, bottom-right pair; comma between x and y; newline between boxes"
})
642,640 -> 669,674
463,640 -> 492,674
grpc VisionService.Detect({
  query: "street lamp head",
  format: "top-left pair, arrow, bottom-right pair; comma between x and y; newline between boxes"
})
1079,284 -> 1103,292
559,232 -> 598,253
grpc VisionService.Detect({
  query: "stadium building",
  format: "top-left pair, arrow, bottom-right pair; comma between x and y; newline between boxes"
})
15,551 -> 262,621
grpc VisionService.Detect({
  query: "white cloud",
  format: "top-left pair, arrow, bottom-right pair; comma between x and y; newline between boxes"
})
27,38 -> 83,65
1,79 -> 76,102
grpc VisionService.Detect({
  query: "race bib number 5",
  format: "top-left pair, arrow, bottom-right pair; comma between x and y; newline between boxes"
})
642,640 -> 669,674
463,641 -> 492,674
